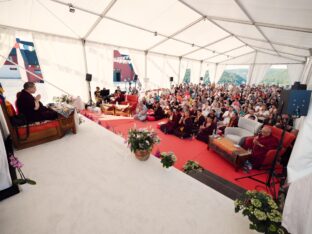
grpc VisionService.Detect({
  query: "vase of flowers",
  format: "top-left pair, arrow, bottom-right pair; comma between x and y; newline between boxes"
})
160,152 -> 177,168
235,190 -> 288,234
183,160 -> 203,174
127,128 -> 160,161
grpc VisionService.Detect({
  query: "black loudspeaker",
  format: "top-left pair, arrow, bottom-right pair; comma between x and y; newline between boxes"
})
134,74 -> 138,81
279,89 -> 311,116
170,77 -> 173,82
86,73 -> 92,82
200,77 -> 203,81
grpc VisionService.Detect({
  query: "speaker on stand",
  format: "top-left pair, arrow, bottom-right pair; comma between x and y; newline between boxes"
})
86,73 -> 93,106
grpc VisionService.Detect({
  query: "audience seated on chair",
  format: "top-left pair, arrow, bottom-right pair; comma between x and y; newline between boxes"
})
243,126 -> 279,169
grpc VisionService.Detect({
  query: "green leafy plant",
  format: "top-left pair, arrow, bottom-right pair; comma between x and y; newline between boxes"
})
235,190 -> 288,234
183,160 -> 203,174
160,152 -> 177,168
127,127 -> 160,152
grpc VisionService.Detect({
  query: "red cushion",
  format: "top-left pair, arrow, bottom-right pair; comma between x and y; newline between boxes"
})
17,120 -> 60,136
147,116 -> 155,121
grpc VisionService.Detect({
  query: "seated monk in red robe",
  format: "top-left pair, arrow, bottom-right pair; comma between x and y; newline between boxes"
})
243,126 -> 279,169
16,82 -> 58,123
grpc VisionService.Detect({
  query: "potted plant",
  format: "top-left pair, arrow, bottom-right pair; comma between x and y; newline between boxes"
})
127,128 -> 160,161
160,152 -> 177,168
183,160 -> 203,174
235,190 -> 288,234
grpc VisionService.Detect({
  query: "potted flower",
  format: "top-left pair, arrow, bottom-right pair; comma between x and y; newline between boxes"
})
160,152 -> 177,168
9,155 -> 36,185
127,128 -> 160,161
235,190 -> 288,234
183,160 -> 203,174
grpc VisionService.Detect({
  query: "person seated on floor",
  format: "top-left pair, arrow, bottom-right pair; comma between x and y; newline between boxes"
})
16,82 -> 58,123
152,102 -> 165,120
94,86 -> 102,107
243,126 -> 279,170
196,116 -> 216,143
193,109 -> 206,133
133,101 -> 148,121
174,111 -> 194,139
160,108 -> 181,134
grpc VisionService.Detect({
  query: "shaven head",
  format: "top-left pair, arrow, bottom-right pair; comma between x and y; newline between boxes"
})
261,126 -> 272,137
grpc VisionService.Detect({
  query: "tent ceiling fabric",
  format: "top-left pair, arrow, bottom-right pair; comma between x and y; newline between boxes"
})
0,0 -> 310,64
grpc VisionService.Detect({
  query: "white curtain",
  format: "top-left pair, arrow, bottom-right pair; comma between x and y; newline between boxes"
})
250,64 -> 271,85
33,33 -> 88,102
147,54 -> 167,89
0,125 -> 12,191
287,64 -> 304,85
0,28 -> 15,65
283,172 -> 312,234
85,42 -> 114,97
214,64 -> 226,83
128,49 -> 145,86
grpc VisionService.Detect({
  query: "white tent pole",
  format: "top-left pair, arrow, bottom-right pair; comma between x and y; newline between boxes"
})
199,60 -> 203,83
213,63 -> 218,83
144,51 -> 148,79
81,39 -> 91,102
178,57 -> 182,84
301,57 -> 312,84
0,53 -> 70,95
248,51 -> 257,85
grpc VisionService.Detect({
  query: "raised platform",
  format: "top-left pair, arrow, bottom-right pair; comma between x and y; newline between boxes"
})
0,116 -> 255,234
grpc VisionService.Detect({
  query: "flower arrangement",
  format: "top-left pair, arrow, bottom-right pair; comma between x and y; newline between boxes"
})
9,155 -> 36,185
160,152 -> 177,168
127,128 -> 160,153
183,160 -> 203,174
235,190 -> 288,234
53,94 -> 74,104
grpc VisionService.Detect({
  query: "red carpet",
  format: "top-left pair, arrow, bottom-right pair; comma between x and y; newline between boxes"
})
81,110 -> 278,192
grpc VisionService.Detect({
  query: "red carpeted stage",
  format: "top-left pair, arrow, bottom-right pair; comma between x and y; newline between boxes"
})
81,110 -> 276,193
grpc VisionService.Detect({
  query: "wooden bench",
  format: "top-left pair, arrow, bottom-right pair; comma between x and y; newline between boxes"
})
0,101 -> 75,150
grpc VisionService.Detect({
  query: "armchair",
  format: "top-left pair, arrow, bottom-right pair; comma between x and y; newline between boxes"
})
120,95 -> 138,114
224,117 -> 263,145
261,125 -> 296,167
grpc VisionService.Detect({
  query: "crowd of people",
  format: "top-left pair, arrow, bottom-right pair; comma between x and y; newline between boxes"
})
133,83 -> 297,170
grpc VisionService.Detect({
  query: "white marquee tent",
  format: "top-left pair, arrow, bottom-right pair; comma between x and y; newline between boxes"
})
1,1 -> 312,233
0,0 -> 312,101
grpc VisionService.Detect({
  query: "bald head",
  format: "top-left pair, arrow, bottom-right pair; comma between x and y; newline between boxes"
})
261,126 -> 272,137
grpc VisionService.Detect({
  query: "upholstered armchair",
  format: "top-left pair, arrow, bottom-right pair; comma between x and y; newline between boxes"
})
224,117 -> 263,145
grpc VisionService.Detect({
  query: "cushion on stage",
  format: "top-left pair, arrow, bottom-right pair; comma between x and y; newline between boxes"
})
147,116 -> 155,121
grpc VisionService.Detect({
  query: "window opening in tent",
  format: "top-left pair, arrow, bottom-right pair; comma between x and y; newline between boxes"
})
218,65 -> 248,85
262,65 -> 290,86
0,38 -> 43,83
203,70 -> 210,84
113,50 -> 137,85
183,68 -> 191,84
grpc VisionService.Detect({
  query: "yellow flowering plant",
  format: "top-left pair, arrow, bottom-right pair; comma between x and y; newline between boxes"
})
234,190 -> 288,234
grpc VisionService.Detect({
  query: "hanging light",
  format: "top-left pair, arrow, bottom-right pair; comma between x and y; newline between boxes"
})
154,31 -> 158,36
69,3 -> 75,13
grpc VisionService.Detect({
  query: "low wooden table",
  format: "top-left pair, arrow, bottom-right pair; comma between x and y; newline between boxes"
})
208,136 -> 251,171
58,112 -> 76,135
